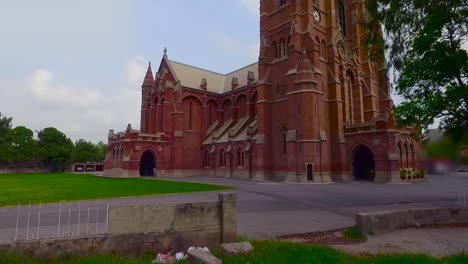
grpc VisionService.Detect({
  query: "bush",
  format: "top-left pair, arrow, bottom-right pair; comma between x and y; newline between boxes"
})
400,169 -> 407,180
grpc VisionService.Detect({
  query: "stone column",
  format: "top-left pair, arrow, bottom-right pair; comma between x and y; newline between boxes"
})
219,192 -> 237,243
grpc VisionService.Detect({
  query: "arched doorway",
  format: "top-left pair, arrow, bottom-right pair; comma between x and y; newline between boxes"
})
352,145 -> 375,181
139,150 -> 156,177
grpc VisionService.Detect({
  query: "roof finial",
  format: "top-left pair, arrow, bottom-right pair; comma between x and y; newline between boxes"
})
164,47 -> 167,54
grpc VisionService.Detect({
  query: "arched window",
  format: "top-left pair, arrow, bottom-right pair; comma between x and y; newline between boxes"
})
113,149 -> 116,168
279,39 -> 286,58
404,143 -> 409,168
398,143 -> 403,169
338,0 -> 347,36
272,41 -> 278,59
118,148 -> 122,168
281,127 -> 288,154
219,149 -> 226,167
189,102 -> 193,130
203,150 -> 210,167
410,144 -> 415,169
320,40 -> 327,58
237,148 -> 244,167
208,105 -> 213,125
159,98 -> 165,132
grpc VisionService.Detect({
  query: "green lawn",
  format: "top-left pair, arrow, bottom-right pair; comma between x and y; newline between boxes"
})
0,173 -> 230,206
1,241 -> 467,264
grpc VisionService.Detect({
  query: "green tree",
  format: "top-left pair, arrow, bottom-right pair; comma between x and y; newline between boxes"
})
37,127 -> 74,171
0,112 -> 13,138
0,126 -> 36,168
71,139 -> 103,163
364,0 -> 468,144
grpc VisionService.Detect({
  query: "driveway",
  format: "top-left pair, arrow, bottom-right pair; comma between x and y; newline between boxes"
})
0,173 -> 466,242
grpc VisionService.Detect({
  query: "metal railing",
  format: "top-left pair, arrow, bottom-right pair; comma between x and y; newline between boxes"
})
0,200 -> 109,244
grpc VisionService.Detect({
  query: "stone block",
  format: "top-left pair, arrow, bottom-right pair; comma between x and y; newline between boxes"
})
356,208 -> 468,236
221,242 -> 253,255
187,248 -> 222,264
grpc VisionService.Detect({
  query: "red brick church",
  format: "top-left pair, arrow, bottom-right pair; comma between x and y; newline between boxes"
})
103,0 -> 422,182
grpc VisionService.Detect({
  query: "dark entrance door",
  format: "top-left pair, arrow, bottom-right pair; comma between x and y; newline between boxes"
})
139,150 -> 156,177
353,146 -> 375,181
307,164 -> 314,181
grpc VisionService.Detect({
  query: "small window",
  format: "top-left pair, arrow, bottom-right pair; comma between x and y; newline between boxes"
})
237,148 -> 244,167
219,149 -> 226,167
203,150 -> 210,167
338,0 -> 347,36
280,0 -> 287,7
189,102 -> 193,130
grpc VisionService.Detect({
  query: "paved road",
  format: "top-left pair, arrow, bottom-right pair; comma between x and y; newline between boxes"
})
1,173 -> 466,242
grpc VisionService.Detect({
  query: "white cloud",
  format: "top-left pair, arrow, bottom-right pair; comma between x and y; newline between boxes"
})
27,69 -> 102,108
239,0 -> 259,16
1,56 -> 146,143
212,32 -> 239,51
125,56 -> 147,90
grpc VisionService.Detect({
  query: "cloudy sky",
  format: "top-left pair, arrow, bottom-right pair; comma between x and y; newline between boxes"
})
0,0 -> 410,143
0,0 -> 260,142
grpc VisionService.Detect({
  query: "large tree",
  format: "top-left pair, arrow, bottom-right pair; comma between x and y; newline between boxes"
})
0,126 -> 36,167
71,139 -> 105,163
0,112 -> 13,139
37,127 -> 74,171
364,0 -> 468,144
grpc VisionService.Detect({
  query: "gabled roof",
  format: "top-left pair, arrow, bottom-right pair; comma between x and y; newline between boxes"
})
156,53 -> 258,94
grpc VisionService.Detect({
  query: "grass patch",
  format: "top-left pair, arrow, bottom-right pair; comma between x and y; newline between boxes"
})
343,226 -> 364,240
0,173 -> 230,206
2,241 -> 467,264
213,241 -> 468,264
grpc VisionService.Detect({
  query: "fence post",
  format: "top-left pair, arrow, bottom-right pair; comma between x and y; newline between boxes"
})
14,203 -> 20,242
106,204 -> 110,233
86,207 -> 90,234
26,202 -> 31,240
36,202 -> 41,240
219,192 -> 237,243
96,200 -> 99,233
67,201 -> 71,237
77,201 -> 81,235
58,202 -> 62,237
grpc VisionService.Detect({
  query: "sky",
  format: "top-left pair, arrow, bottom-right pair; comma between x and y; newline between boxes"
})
0,0 -> 260,143
0,0 -> 410,143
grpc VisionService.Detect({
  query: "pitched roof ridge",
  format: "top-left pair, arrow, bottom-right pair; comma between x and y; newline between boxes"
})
169,60 -> 258,76
224,61 -> 258,75
169,60 -> 225,76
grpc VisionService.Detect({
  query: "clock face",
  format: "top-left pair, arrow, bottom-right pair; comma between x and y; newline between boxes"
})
313,10 -> 321,23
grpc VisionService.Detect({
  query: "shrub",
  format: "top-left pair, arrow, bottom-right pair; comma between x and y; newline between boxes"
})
400,169 -> 406,180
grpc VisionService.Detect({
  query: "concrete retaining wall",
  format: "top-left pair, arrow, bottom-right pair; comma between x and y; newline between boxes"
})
356,208 -> 468,235
1,192 -> 237,258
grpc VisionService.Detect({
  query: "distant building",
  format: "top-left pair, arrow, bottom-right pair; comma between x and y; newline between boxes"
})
104,0 -> 423,182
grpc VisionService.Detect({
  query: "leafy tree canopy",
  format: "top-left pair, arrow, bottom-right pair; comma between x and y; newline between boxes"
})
364,0 -> 468,145
0,112 -> 13,138
0,126 -> 35,166
37,127 -> 74,171
71,139 -> 106,163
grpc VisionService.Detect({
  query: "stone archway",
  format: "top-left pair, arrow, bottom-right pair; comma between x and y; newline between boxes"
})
139,150 -> 156,177
352,145 -> 375,181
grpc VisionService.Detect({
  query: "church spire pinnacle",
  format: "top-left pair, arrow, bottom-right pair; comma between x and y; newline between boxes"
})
295,51 -> 317,84
142,62 -> 154,87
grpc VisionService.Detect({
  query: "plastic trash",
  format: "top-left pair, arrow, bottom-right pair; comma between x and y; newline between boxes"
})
175,252 -> 185,260
152,253 -> 175,263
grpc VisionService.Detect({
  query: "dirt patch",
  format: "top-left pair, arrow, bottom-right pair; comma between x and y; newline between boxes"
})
277,228 -> 365,246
